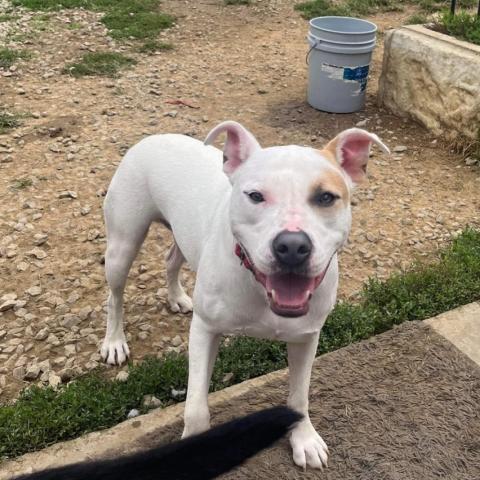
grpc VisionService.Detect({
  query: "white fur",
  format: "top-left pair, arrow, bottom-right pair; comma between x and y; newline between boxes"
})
100,122 -> 388,470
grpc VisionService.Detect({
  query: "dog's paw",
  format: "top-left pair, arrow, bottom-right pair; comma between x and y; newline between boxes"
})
290,421 -> 328,470
100,335 -> 130,365
168,293 -> 193,314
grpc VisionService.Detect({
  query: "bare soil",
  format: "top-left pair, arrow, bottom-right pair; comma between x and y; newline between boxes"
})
0,0 -> 479,401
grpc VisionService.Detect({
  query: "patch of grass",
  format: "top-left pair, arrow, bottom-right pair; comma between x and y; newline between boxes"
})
63,51 -> 136,77
295,0 -> 477,19
295,0 -> 405,18
0,110 -> 22,133
441,11 -> 480,45
137,39 -> 173,53
67,22 -> 82,30
11,178 -> 33,190
13,0 -> 174,40
1,228 -> 479,460
0,48 -> 31,69
102,9 -> 173,39
405,13 -> 428,24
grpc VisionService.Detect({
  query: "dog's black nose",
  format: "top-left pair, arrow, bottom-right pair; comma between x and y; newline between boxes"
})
272,231 -> 312,268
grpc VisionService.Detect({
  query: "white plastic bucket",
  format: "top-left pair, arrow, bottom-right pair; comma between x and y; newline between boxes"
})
306,16 -> 377,113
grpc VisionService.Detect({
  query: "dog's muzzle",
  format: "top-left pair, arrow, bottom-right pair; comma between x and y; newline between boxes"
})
234,243 -> 334,317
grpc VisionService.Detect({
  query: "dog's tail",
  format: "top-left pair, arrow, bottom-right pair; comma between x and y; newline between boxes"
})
13,406 -> 302,480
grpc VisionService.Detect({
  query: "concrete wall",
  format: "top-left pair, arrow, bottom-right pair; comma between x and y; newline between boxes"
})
378,25 -> 480,141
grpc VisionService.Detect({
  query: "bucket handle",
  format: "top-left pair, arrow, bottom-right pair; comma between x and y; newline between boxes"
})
306,38 -> 321,65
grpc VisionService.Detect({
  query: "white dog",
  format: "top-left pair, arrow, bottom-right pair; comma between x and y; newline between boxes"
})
100,121 -> 389,470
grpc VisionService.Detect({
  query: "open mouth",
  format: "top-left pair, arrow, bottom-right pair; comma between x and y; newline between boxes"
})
265,272 -> 325,317
235,244 -> 329,318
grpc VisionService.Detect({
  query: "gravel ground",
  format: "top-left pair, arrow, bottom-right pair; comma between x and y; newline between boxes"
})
0,0 -> 479,401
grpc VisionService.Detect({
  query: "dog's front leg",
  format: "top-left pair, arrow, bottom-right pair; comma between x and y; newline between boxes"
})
182,313 -> 221,438
287,333 -> 328,470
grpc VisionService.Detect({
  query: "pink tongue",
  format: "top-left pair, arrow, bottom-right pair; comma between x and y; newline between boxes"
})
266,273 -> 316,307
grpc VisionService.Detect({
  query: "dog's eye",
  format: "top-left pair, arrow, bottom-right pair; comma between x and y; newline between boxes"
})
245,191 -> 265,204
313,191 -> 337,206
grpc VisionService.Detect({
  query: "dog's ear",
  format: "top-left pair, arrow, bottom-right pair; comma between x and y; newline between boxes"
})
204,121 -> 261,176
323,128 -> 389,184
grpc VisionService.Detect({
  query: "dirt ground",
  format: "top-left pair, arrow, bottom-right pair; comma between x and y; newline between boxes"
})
0,0 -> 479,401
143,321 -> 480,479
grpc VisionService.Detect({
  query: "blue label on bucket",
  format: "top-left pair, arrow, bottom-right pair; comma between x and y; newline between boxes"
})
343,65 -> 369,81
321,63 -> 370,95
343,65 -> 369,92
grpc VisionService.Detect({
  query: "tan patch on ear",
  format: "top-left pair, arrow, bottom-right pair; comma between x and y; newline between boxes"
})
310,169 -> 350,207
316,147 -> 338,168
323,135 -> 339,157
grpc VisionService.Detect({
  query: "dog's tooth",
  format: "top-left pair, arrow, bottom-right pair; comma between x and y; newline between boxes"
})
271,289 -> 277,302
306,290 -> 312,300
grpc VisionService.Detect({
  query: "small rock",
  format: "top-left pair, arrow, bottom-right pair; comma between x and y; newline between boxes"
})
393,145 -> 408,153
222,372 -> 234,383
356,119 -> 368,127
143,394 -> 162,408
52,356 -> 67,368
47,333 -> 60,346
465,157 -> 478,166
65,344 -> 77,356
171,388 -> 186,400
0,299 -> 16,312
27,286 -> 42,296
27,248 -> 47,260
61,313 -> 81,328
33,233 -> 48,246
138,331 -> 149,341
127,409 -> 140,419
16,262 -> 29,272
48,373 -> 62,388
35,327 -> 49,340
58,191 -> 78,199
13,366 -> 26,380
171,335 -> 182,347
24,364 -> 41,381
78,306 -> 93,320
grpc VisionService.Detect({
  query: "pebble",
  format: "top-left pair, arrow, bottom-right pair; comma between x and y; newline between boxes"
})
171,388 -> 186,399
127,409 -> 140,419
27,286 -> 42,296
24,364 -> 41,381
35,328 -> 49,341
58,191 -> 78,199
143,394 -> 162,408
27,248 -> 47,260
0,299 -> 16,312
48,373 -> 62,388
12,366 -> 26,380
393,145 -> 408,153
171,335 -> 182,347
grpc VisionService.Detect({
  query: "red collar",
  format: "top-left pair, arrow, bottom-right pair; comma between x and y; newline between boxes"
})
234,243 -> 254,272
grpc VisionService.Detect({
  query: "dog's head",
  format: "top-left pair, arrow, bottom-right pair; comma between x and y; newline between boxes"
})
205,121 -> 389,318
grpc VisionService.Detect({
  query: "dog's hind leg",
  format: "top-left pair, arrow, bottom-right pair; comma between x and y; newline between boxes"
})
101,208 -> 151,365
166,242 -> 193,313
